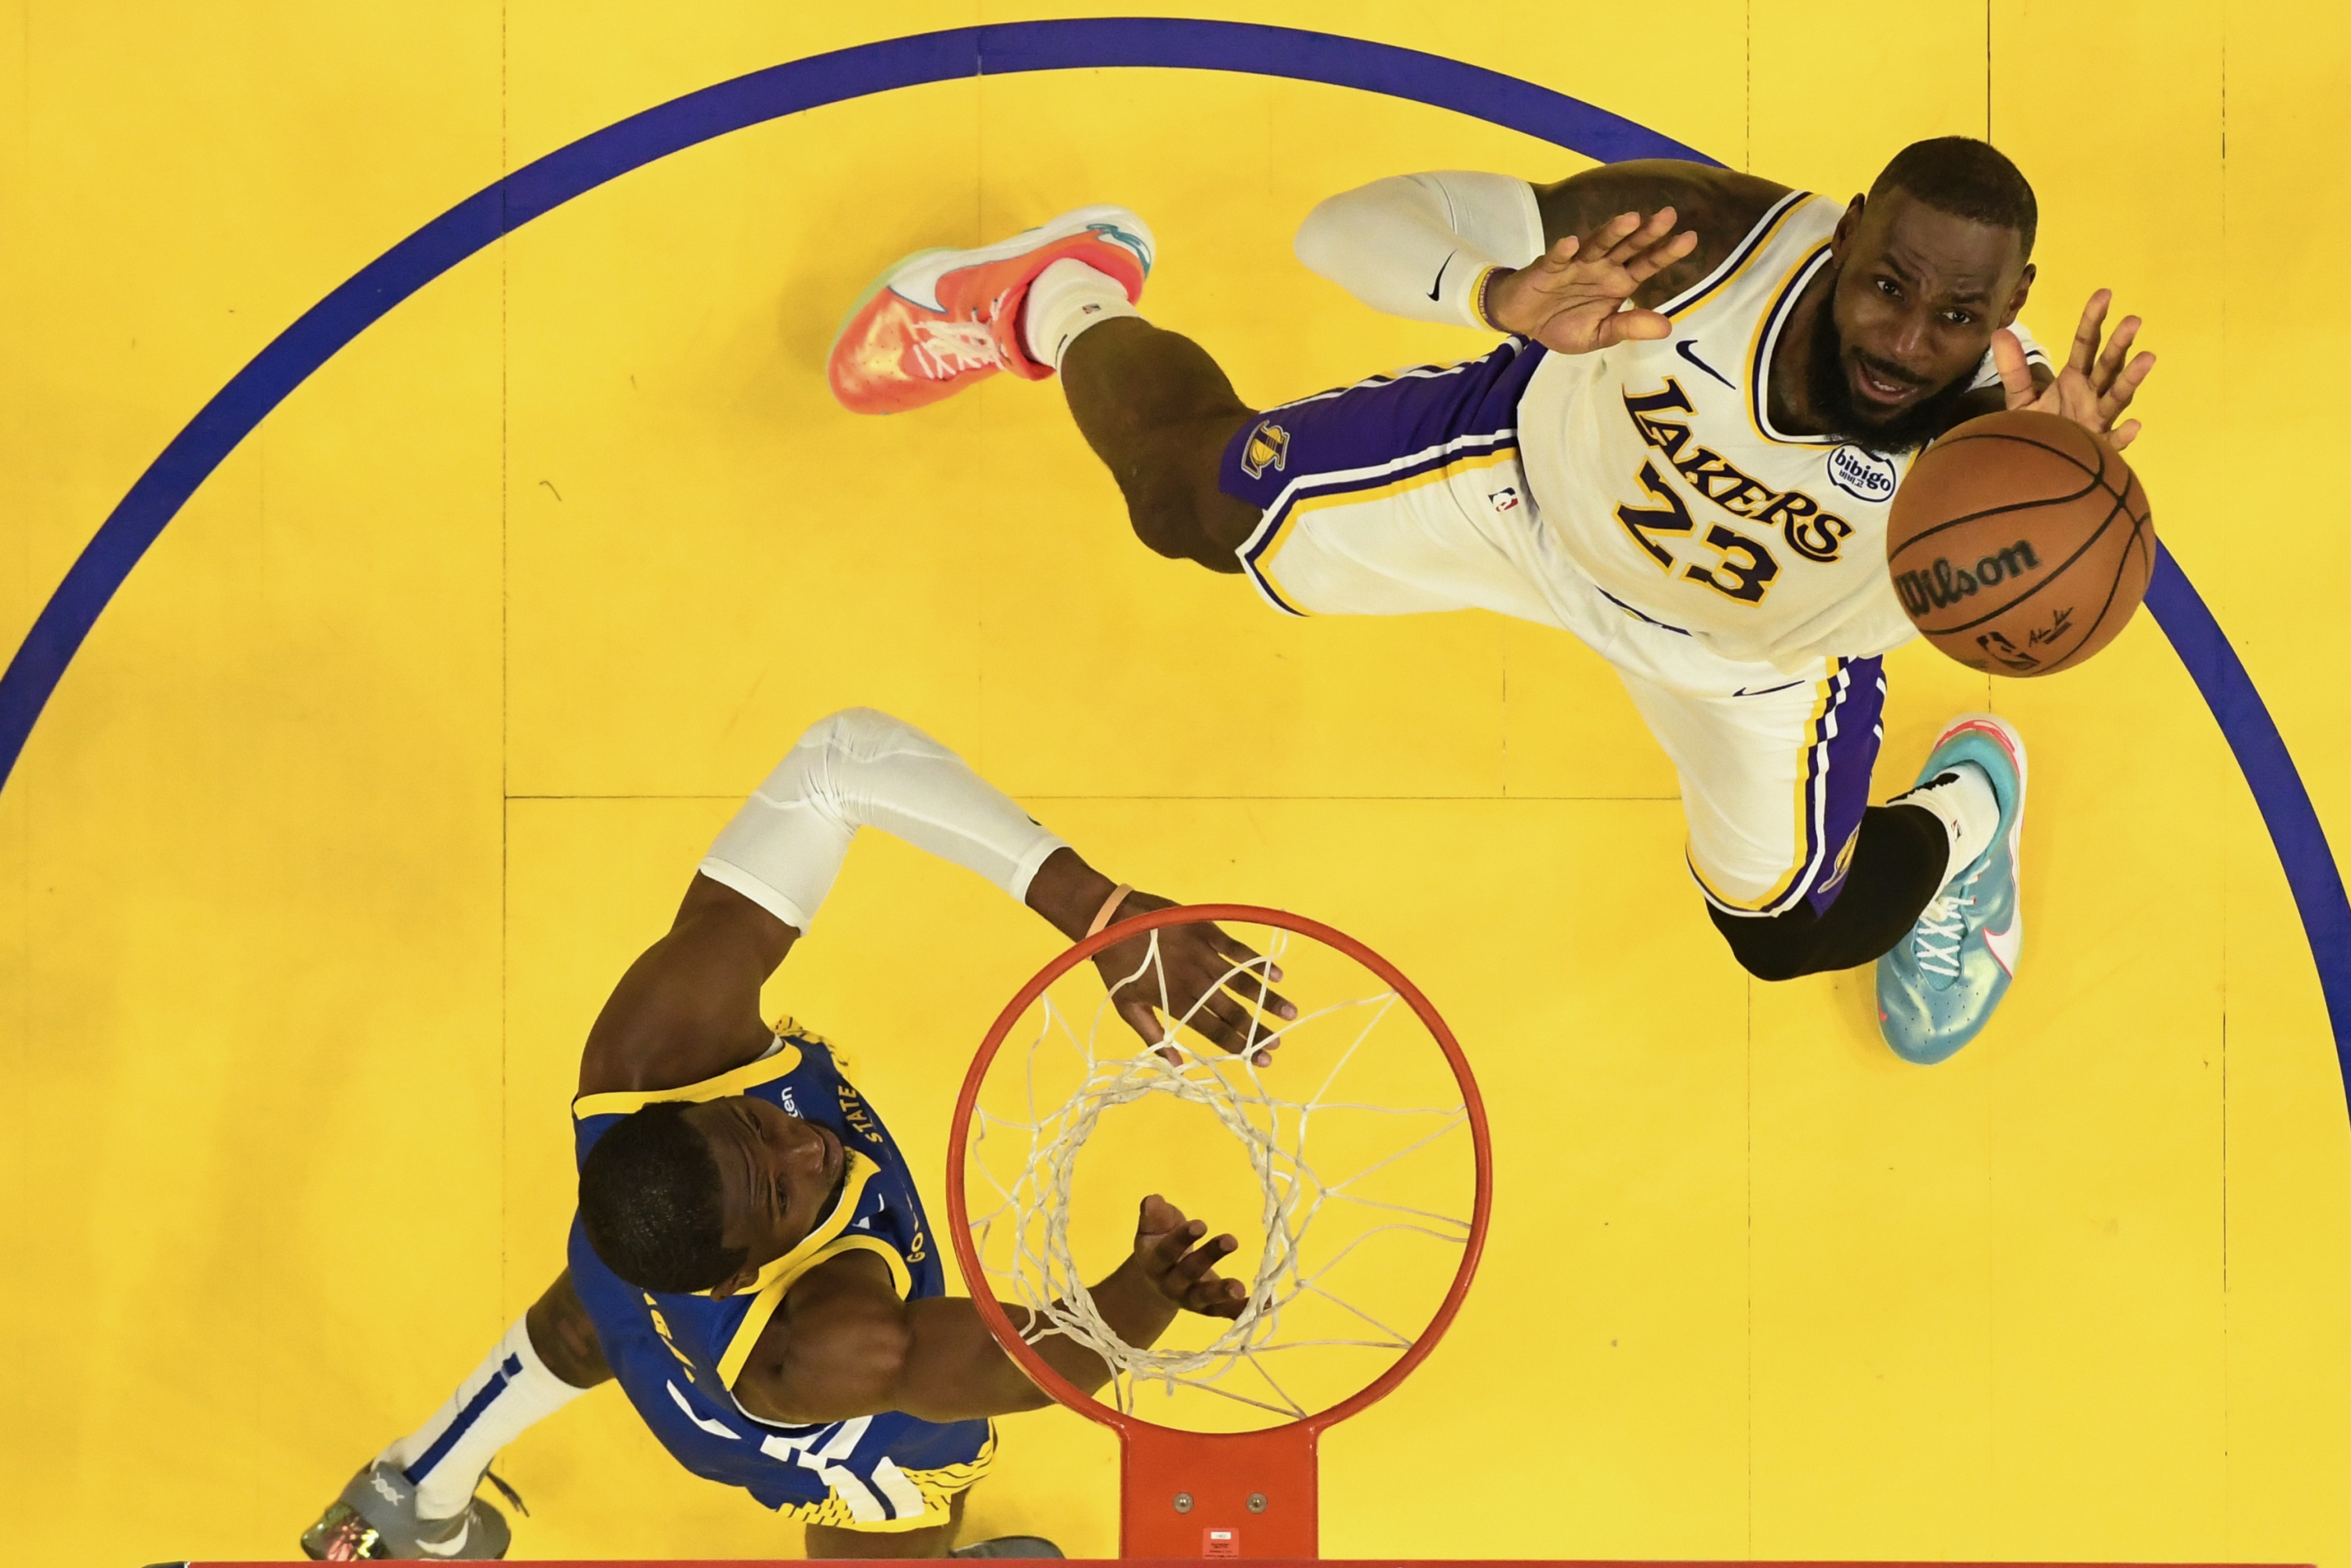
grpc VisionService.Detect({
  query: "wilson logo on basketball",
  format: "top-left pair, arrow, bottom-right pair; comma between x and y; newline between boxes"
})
1892,539 -> 2042,616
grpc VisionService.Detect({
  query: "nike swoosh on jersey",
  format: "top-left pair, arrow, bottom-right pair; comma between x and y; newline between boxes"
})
1675,339 -> 1737,390
1428,252 -> 1453,302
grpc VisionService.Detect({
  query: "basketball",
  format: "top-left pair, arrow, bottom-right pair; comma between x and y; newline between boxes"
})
1885,409 -> 2156,676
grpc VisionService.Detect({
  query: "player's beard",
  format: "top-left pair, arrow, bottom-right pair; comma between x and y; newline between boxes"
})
1805,274 -> 1977,456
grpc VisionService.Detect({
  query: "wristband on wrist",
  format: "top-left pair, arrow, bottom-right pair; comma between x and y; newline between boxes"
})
1085,883 -> 1134,938
1471,265 -> 1508,332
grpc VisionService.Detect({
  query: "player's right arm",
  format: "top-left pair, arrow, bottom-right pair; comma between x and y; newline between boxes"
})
1293,161 -> 1786,352
729,1196 -> 1246,1426
579,709 -> 1295,1097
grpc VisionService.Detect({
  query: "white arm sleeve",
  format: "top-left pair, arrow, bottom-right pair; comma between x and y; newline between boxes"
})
698,709 -> 1068,932
1293,171 -> 1547,328
1968,318 -> 2052,390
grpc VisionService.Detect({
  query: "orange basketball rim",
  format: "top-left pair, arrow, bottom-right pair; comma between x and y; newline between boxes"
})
945,905 -> 1496,1561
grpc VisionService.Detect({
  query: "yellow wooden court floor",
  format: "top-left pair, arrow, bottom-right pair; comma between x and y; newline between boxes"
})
2,3 -> 2348,1565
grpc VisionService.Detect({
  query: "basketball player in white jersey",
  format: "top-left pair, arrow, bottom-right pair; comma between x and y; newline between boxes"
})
825,138 -> 2155,1063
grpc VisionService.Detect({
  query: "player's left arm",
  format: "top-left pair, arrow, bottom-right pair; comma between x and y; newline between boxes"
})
731,1196 -> 1245,1426
1987,289 -> 2156,449
590,709 -> 1296,1087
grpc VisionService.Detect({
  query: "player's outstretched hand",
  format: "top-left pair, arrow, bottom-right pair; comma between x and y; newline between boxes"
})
1994,289 -> 2156,451
1485,209 -> 1698,355
1093,891 -> 1297,1068
1129,1195 -> 1248,1319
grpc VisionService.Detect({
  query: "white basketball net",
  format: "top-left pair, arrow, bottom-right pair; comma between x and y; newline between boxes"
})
963,924 -> 1475,1421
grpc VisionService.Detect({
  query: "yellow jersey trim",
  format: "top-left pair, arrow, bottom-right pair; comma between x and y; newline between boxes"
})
571,1039 -> 805,1121
1662,188 -> 1809,321
780,1015 -> 855,1083
713,1151 -> 886,1384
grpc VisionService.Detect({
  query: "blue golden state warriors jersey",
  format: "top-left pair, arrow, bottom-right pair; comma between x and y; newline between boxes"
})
567,1022 -> 995,1530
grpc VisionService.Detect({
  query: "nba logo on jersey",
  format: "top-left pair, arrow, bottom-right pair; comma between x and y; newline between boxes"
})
1826,444 -> 1899,503
1240,420 -> 1290,479
1489,485 -> 1522,513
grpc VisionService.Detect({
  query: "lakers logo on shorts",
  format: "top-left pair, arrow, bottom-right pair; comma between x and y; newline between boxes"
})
1816,826 -> 1861,899
1240,421 -> 1290,480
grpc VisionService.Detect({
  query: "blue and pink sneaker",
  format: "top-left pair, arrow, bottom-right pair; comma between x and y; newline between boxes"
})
1877,713 -> 2028,1065
827,205 -> 1155,415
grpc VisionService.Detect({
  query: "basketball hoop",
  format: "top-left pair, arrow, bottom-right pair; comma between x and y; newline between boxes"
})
946,906 -> 1493,1559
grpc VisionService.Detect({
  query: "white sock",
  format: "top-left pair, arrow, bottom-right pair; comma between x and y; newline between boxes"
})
1892,760 -> 2001,891
1021,257 -> 1139,371
378,1315 -> 589,1527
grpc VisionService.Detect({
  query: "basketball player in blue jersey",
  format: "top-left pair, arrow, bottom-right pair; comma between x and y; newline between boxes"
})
827,138 -> 2157,1065
299,708 -> 1283,1560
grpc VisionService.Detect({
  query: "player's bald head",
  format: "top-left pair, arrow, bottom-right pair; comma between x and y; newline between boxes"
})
1867,136 -> 2038,262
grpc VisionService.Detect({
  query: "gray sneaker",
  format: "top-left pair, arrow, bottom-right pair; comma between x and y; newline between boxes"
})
951,1537 -> 1065,1559
298,1460 -> 517,1560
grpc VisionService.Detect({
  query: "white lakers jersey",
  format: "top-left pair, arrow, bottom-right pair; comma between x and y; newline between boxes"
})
1515,191 -> 2040,670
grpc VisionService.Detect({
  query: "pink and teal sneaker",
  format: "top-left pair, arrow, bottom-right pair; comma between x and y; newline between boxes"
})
826,204 -> 1154,415
1877,713 -> 2028,1064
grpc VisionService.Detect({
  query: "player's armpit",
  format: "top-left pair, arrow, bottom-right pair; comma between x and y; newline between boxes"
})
1533,162 -> 1790,307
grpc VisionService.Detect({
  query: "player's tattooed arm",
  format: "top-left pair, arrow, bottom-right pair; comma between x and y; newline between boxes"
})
1990,289 -> 2154,451
729,1197 -> 1245,1425
1531,161 -> 1791,307
1025,847 -> 1297,1066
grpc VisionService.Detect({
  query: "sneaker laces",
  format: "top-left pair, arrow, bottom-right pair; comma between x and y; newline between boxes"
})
910,318 -> 1003,378
1910,863 -> 1988,979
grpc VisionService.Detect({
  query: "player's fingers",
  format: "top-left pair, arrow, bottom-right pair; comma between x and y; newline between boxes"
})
2094,352 -> 2156,428
2067,289 -> 2112,374
2092,314 -> 2142,386
1598,205 -> 1676,261
1197,989 -> 1279,1058
1987,328 -> 2036,407
1210,960 -> 1296,1025
1117,997 -> 1187,1068
1623,225 -> 1700,279
1195,1276 -> 1250,1318
1588,209 -> 1645,251
1598,307 -> 1674,347
1195,934 -> 1295,1019
2110,349 -> 2157,404
1533,234 -> 1582,274
1203,928 -> 1286,988
1170,1232 -> 1239,1285
1148,1215 -> 1211,1268
1173,993 -> 1261,1058
1134,1192 -> 1184,1239
1114,995 -> 1171,1047
2108,417 -> 2142,451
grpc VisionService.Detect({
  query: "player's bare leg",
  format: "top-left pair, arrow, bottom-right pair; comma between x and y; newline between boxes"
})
1059,318 -> 1260,572
825,205 -> 1258,573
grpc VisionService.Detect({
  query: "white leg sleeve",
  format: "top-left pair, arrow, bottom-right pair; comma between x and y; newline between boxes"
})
1293,171 -> 1546,327
379,1316 -> 589,1523
698,709 -> 1068,933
